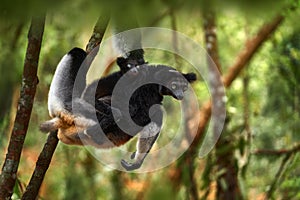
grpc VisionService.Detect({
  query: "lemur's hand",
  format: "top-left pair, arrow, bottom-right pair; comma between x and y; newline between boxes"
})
121,159 -> 142,171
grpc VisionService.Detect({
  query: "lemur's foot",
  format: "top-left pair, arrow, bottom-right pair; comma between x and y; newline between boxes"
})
59,112 -> 75,126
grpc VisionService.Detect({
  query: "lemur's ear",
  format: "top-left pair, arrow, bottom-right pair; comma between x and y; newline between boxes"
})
183,73 -> 197,83
116,57 -> 128,71
116,49 -> 146,72
128,49 -> 145,65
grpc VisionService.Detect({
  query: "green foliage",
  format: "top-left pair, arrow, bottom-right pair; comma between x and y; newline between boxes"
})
0,1 -> 300,200
264,31 -> 300,117
0,23 -> 26,121
279,154 -> 300,199
144,177 -> 176,200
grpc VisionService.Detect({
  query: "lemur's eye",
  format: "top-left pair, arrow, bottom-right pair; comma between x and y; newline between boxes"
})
171,83 -> 177,90
127,63 -> 132,68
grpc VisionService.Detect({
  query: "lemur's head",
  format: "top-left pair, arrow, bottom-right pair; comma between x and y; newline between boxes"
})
154,65 -> 197,100
115,63 -> 197,100
116,49 -> 146,75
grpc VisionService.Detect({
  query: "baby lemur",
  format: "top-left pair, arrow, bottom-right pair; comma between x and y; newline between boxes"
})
40,47 -> 196,171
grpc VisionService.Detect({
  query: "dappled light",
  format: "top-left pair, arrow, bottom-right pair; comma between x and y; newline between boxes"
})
0,1 -> 300,199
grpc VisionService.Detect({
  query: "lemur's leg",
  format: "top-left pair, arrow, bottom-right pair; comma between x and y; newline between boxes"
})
73,97 -> 121,126
57,125 -> 86,145
58,123 -> 111,147
77,124 -> 118,148
95,97 -> 122,120
82,112 -> 125,147
73,98 -> 98,116
121,122 -> 161,171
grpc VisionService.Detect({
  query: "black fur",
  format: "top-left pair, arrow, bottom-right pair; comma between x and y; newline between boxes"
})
90,64 -> 196,132
58,47 -> 87,111
116,49 -> 145,71
81,49 -> 146,117
83,64 -> 197,170
42,46 -> 197,171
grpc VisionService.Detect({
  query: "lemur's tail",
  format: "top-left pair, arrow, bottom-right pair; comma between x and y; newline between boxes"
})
39,118 -> 62,133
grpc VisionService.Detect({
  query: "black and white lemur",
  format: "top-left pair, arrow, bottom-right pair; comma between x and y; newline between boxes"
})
40,47 -> 197,171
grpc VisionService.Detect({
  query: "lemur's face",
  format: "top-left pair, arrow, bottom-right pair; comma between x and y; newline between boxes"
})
121,64 -> 197,100
158,74 -> 189,100
167,76 -> 189,100
126,62 -> 140,76
116,57 -> 145,75
156,68 -> 197,100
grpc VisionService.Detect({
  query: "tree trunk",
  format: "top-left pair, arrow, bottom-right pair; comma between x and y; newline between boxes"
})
0,15 -> 45,200
21,15 -> 109,199
168,11 -> 285,193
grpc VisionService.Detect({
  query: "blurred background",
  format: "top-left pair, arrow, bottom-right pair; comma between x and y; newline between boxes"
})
0,0 -> 299,199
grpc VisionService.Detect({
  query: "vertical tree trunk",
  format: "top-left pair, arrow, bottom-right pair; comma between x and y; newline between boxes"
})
215,138 -> 242,200
21,15 -> 109,200
0,15 -> 45,200
203,11 -> 221,73
203,10 -> 243,200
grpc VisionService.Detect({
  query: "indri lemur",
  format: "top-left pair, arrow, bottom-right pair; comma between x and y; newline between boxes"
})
40,47 -> 197,171
40,47 -> 145,133
85,64 -> 196,170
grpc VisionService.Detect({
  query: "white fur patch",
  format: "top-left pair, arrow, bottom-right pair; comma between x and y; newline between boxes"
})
74,116 -> 97,128
48,54 -> 72,117
140,122 -> 160,138
168,69 -> 179,74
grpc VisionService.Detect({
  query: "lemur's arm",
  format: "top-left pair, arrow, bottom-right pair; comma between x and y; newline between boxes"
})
121,122 -> 161,171
120,104 -> 163,171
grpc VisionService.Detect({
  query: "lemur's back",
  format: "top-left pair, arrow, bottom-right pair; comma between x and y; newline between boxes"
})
48,48 -> 86,117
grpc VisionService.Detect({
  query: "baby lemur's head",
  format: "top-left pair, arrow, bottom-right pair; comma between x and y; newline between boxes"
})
116,49 -> 145,75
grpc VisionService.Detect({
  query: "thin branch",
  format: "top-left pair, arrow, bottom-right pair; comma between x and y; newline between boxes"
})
188,154 -> 199,200
265,154 -> 292,199
11,23 -> 24,51
86,14 -> 109,54
253,143 -> 300,156
240,68 -> 252,179
21,15 -> 109,199
243,71 -> 251,141
21,131 -> 59,199
222,15 -> 284,87
0,15 -> 45,200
